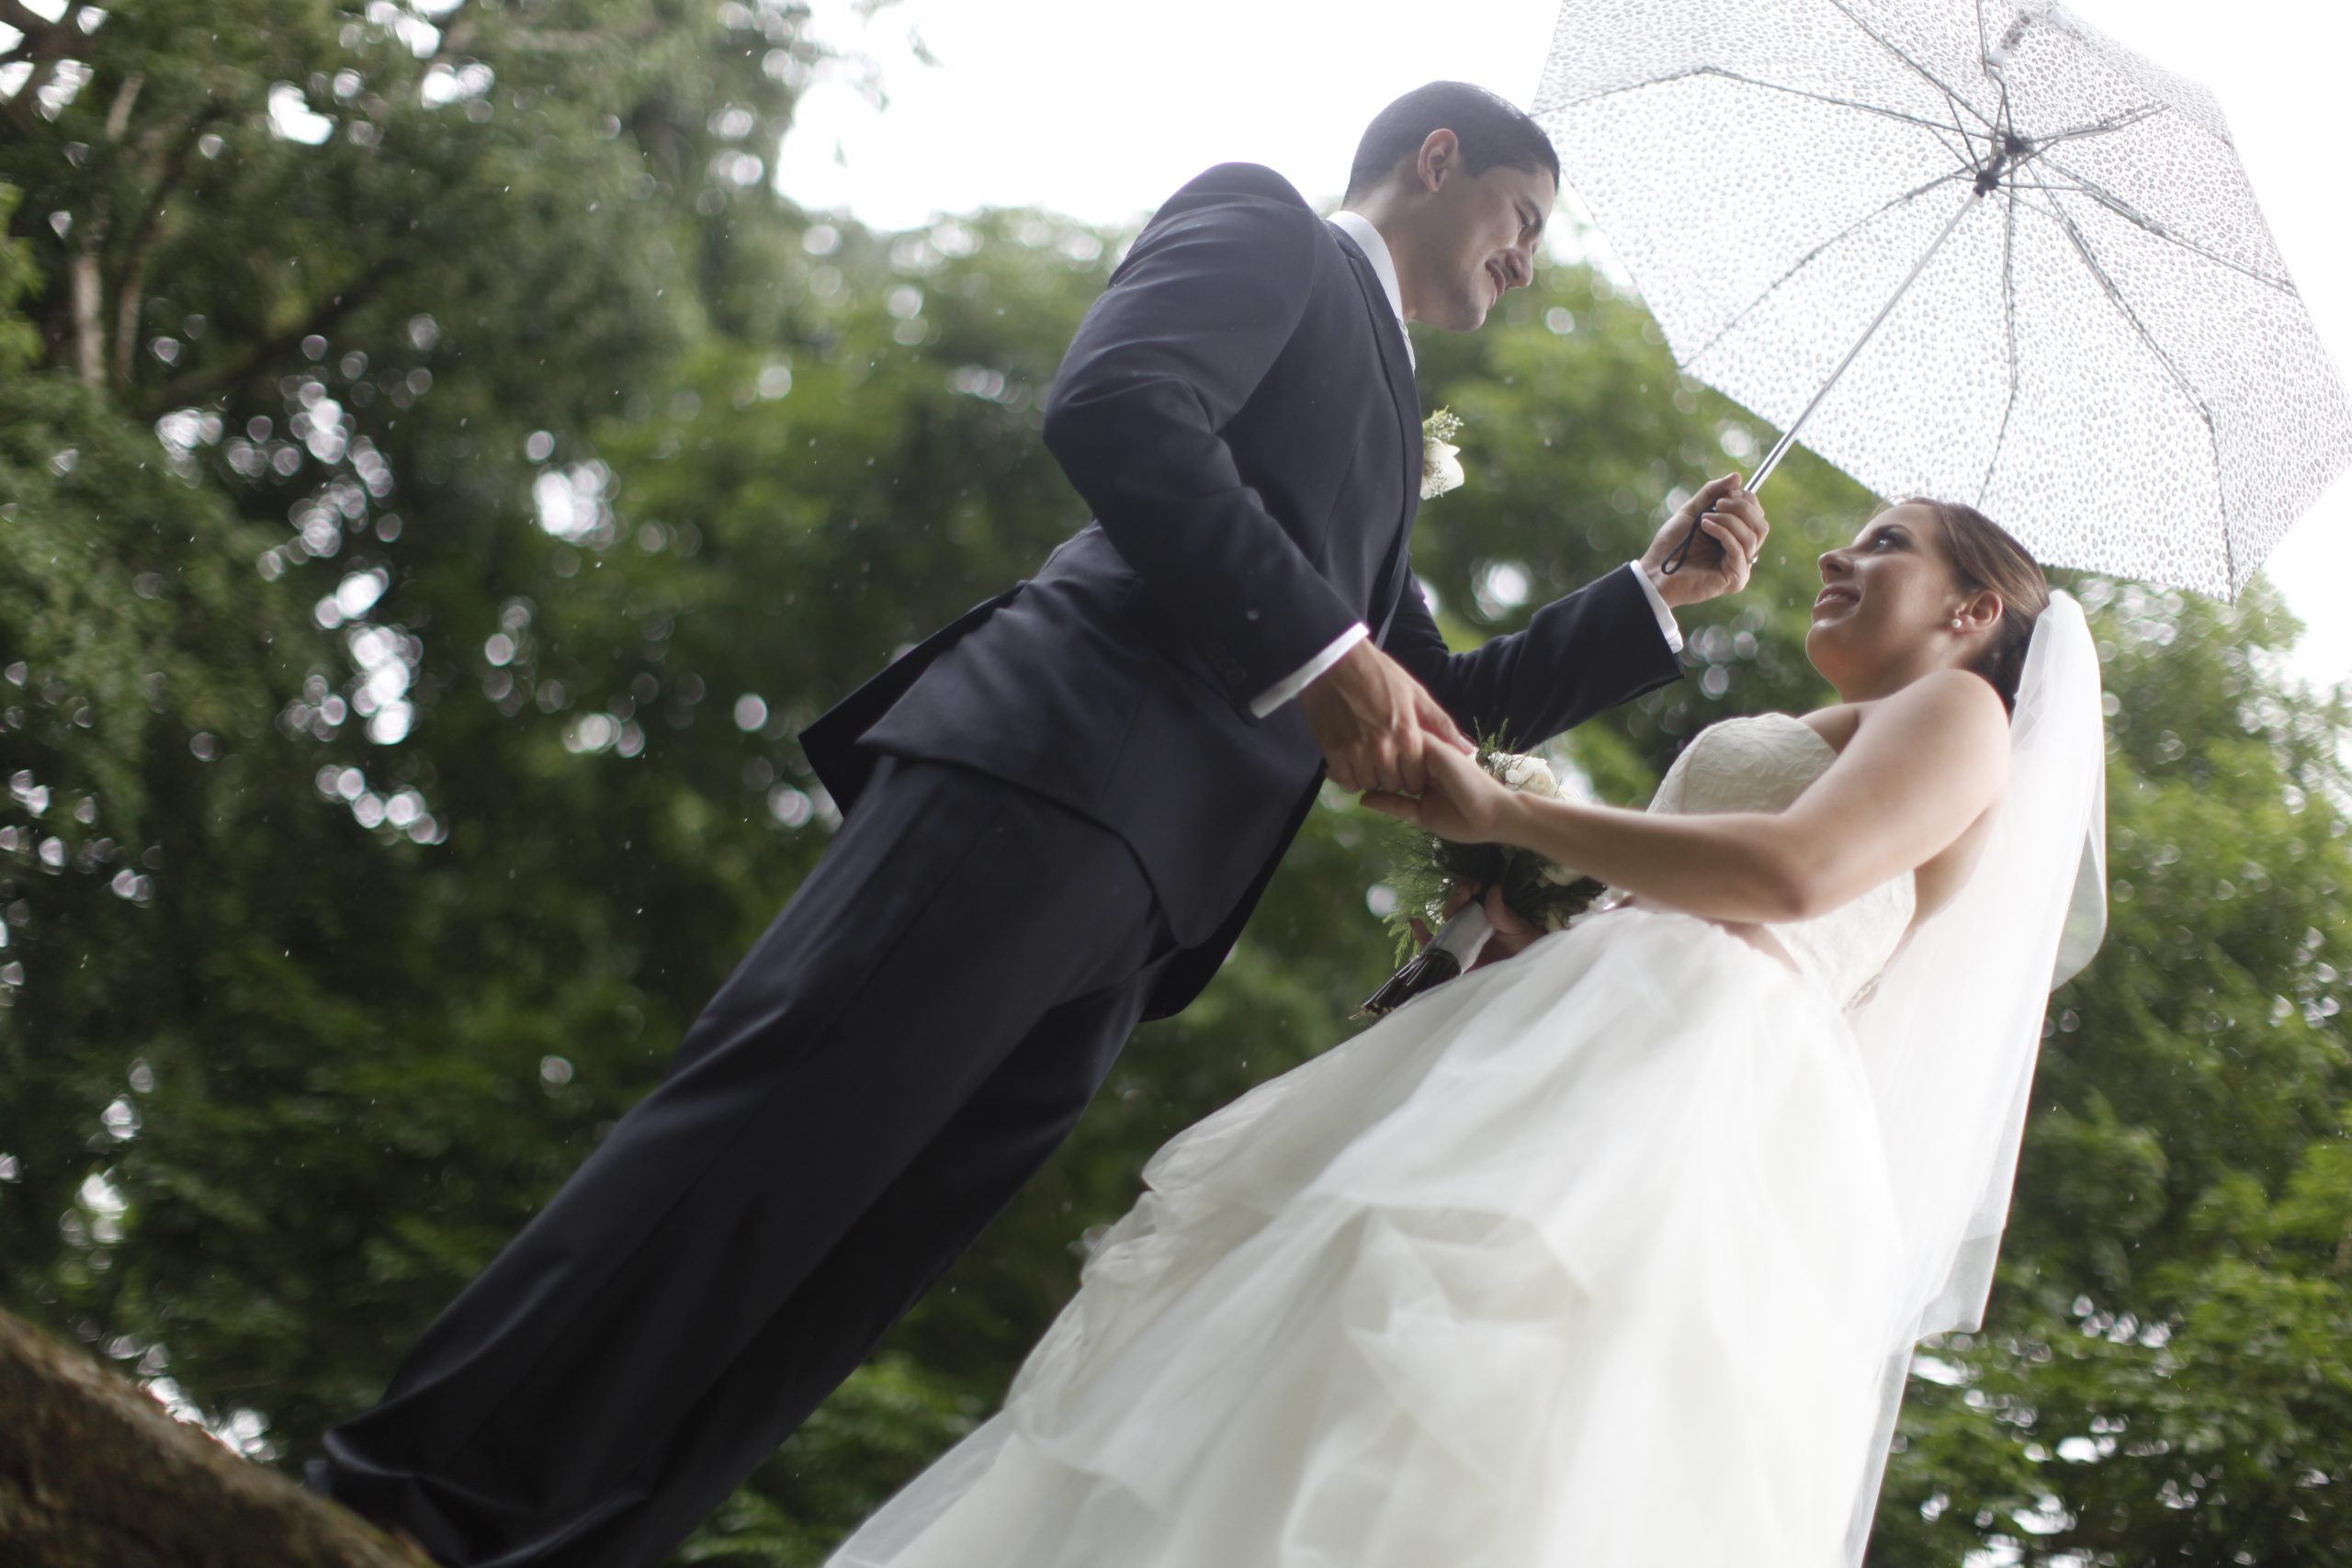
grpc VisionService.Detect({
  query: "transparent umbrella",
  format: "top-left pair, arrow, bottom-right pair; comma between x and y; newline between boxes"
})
1533,0 -> 2352,597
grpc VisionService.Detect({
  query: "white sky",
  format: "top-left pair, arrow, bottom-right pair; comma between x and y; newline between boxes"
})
775,0 -> 2350,692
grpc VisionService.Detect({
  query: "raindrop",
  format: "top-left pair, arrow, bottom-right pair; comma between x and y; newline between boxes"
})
368,703 -> 413,745
767,785 -> 811,828
334,569 -> 388,619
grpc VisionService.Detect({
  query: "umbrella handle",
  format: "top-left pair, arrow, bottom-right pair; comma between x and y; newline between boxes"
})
1659,185 -> 1986,575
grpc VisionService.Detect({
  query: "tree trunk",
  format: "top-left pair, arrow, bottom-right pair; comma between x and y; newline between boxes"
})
69,246 -> 104,389
0,1309 -> 435,1568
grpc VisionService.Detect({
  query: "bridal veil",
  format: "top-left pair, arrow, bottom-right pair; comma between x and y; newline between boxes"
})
1841,590 -> 2109,1558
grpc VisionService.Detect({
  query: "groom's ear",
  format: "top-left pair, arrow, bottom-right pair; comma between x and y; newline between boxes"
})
1411,129 -> 1463,195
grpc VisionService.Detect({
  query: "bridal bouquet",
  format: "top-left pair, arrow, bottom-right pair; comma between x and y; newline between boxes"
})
1358,741 -> 1605,1018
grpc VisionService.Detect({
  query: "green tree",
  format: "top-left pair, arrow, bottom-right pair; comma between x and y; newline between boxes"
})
1867,581 -> 2352,1566
0,0 -> 828,1459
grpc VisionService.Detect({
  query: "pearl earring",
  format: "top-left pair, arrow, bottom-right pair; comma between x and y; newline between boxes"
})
1950,616 -> 1963,628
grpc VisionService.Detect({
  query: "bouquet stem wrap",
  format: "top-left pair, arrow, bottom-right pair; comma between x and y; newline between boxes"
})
1357,744 -> 1605,1018
1356,904 -> 1492,1017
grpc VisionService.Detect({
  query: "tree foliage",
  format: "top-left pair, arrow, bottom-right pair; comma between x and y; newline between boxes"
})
0,6 -> 2346,1563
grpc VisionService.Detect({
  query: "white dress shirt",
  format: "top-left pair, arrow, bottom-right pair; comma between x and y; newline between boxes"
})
1249,211 -> 1681,719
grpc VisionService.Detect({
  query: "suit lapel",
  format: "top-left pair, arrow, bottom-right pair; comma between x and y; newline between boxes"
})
1328,224 -> 1422,638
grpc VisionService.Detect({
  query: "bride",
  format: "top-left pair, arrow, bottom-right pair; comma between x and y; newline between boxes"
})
824,499 -> 2108,1568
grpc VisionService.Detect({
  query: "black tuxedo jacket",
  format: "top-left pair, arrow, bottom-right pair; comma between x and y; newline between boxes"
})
801,163 -> 1681,1017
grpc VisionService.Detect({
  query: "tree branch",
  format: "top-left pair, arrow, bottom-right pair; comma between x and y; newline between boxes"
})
70,240 -> 103,388
0,0 -> 60,41
108,104 -> 215,390
103,65 -> 139,140
0,1308 -> 433,1568
141,256 -> 398,416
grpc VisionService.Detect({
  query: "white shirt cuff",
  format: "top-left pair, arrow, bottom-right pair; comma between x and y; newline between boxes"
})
1250,623 -> 1370,718
1627,560 -> 1683,654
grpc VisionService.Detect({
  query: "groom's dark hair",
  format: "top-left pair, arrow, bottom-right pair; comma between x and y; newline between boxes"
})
1343,82 -> 1561,204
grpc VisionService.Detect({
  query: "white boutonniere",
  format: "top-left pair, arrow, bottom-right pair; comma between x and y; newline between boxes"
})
1420,408 -> 1465,501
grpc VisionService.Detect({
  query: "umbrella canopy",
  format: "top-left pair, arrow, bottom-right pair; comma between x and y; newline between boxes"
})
1533,0 -> 2352,597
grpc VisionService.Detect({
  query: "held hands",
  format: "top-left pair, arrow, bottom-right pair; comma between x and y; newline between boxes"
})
1639,474 -> 1770,608
1299,639 -> 1474,795
1358,739 -> 1520,843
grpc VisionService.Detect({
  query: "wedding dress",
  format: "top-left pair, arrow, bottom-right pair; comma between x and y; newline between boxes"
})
828,712 -> 1927,1568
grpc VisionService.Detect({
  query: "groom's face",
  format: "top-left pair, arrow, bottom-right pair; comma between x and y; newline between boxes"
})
1397,138 -> 1554,333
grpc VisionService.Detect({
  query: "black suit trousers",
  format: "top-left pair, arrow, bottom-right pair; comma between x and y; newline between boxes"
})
314,758 -> 1173,1567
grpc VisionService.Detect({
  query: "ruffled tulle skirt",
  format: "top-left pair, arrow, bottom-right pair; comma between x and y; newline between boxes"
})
827,908 -> 1909,1568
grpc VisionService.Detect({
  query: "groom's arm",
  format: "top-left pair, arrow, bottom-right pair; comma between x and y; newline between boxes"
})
1385,559 -> 1684,744
1388,477 -> 1770,744
1041,172 -> 1360,714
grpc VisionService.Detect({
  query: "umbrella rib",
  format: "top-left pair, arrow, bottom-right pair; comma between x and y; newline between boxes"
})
2030,155 -> 2295,294
1680,170 -> 1974,369
2030,103 -> 2167,148
1926,122 -> 1984,180
1820,0 -> 1996,131
1978,184 -> 2024,511
1554,66 -> 1968,141
2042,196 -> 2233,585
1941,84 -> 1993,175
2044,197 -> 2201,412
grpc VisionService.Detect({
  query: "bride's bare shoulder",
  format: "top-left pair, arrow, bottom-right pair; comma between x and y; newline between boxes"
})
1795,703 -> 1865,754
1799,671 -> 2007,758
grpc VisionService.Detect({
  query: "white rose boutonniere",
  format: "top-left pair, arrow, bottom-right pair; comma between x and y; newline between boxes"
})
1420,407 -> 1465,501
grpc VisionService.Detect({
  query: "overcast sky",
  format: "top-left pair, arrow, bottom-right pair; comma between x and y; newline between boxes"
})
772,0 -> 2349,691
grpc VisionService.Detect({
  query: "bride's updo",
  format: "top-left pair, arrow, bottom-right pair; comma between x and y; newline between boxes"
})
1908,497 -> 2050,714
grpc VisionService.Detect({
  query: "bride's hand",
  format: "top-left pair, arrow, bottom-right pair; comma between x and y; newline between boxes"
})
1359,742 -> 1520,843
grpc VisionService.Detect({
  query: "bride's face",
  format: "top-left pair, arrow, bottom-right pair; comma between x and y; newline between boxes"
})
1805,503 -> 1985,697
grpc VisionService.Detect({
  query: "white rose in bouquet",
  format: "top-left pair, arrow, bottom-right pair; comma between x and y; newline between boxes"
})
1493,751 -> 1558,799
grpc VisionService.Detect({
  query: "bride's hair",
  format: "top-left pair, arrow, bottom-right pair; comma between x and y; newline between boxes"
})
1905,498 -> 2050,715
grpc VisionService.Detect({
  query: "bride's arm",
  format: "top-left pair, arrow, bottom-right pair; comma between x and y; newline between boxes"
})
1363,669 -> 2010,924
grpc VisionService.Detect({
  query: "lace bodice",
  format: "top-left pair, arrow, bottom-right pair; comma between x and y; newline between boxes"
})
1643,712 -> 1915,1008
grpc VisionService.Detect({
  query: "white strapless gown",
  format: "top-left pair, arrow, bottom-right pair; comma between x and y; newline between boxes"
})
828,715 -> 1919,1568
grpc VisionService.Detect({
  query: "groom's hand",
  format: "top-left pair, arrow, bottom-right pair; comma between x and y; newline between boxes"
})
1640,474 -> 1770,608
1300,639 -> 1472,795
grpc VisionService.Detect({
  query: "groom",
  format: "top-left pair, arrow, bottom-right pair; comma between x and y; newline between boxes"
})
312,81 -> 1768,1566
